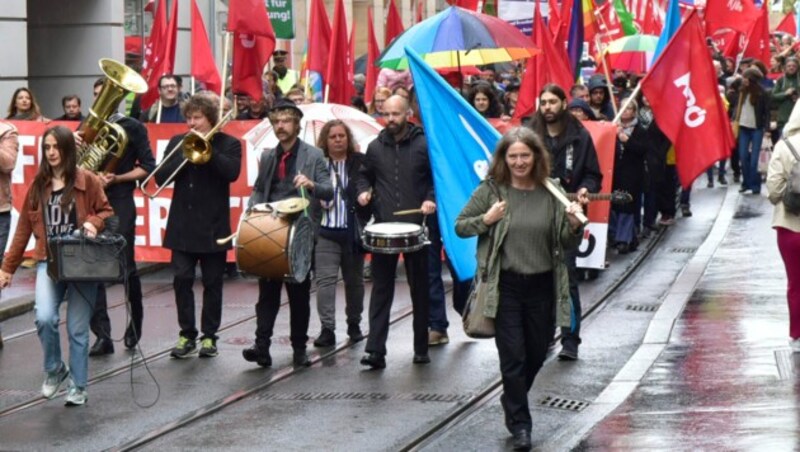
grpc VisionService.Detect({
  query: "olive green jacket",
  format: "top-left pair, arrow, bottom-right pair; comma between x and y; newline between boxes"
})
455,178 -> 583,327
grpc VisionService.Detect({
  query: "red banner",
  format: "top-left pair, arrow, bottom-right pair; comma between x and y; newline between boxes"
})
8,120 -> 262,263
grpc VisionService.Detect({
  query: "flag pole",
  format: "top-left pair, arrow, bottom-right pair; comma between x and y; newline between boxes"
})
324,83 -> 330,103
595,35 -> 619,117
191,76 -> 196,95
611,83 -> 642,124
219,32 -> 232,122
156,99 -> 163,123
304,69 -> 311,99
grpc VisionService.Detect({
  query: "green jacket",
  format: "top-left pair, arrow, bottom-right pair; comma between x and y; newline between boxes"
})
454,178 -> 583,327
771,74 -> 800,127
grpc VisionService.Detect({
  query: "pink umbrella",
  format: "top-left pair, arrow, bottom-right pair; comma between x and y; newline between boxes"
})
243,103 -> 383,154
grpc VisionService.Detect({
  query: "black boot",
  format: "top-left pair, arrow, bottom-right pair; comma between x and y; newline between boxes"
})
89,337 -> 114,356
313,328 -> 336,347
242,345 -> 272,367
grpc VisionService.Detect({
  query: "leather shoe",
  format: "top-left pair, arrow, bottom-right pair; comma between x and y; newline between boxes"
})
313,328 -> 336,347
124,324 -> 140,350
558,337 -> 579,361
242,345 -> 272,367
89,337 -> 114,356
360,352 -> 386,369
347,324 -> 364,342
293,350 -> 311,367
511,430 -> 532,451
412,353 -> 430,364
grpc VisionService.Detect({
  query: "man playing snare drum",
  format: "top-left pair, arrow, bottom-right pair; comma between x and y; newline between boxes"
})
356,95 -> 435,369
242,99 -> 333,368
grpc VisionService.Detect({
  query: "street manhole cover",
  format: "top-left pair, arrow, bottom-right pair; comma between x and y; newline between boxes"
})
670,247 -> 697,253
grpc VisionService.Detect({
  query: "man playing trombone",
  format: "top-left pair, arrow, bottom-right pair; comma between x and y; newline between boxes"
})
151,93 -> 242,359
242,99 -> 332,368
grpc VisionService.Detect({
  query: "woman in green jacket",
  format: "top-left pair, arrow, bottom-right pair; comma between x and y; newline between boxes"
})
456,127 -> 584,451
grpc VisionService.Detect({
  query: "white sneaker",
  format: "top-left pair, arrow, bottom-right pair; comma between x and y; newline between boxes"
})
64,385 -> 87,406
790,338 -> 800,353
41,363 -> 70,399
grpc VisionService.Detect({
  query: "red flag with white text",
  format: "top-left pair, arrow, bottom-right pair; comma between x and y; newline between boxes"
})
704,0 -> 759,36
141,0 -> 167,82
641,11 -> 733,188
228,0 -> 276,102
191,0 -> 221,94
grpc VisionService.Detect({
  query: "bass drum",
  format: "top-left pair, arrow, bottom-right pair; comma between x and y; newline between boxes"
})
235,211 -> 313,283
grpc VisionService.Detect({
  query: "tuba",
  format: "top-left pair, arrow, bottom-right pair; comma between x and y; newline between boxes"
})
77,58 -> 148,172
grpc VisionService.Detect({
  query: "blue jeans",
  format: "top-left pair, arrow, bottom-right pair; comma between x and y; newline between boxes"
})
705,160 -> 727,181
34,263 -> 97,389
738,126 -> 764,193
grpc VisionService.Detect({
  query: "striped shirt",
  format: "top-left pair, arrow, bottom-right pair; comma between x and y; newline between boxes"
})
321,159 -> 348,229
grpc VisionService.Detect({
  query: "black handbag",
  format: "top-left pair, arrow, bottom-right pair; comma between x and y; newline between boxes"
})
46,233 -> 127,283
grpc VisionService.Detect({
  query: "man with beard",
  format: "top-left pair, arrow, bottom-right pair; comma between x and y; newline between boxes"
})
356,95 -> 435,369
242,99 -> 333,368
272,50 -> 299,95
524,83 -> 602,361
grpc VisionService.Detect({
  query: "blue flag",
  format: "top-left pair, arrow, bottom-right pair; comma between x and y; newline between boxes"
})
404,46 -> 501,281
653,0 -> 681,64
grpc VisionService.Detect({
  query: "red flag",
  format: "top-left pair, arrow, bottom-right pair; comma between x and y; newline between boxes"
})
775,13 -> 797,35
514,1 -> 575,121
711,29 -> 745,58
447,0 -> 480,10
232,34 -> 275,102
141,0 -> 167,82
704,0 -> 759,36
416,0 -> 424,23
227,0 -> 275,37
365,7 -> 380,103
743,2 -> 771,66
640,11 -> 733,188
386,0 -> 405,47
549,0 -> 562,39
640,0 -> 662,35
191,0 -> 221,94
141,0 -> 178,110
305,0 -> 331,75
325,0 -> 354,105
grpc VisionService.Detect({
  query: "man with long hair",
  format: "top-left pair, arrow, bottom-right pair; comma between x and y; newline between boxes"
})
524,83 -> 602,361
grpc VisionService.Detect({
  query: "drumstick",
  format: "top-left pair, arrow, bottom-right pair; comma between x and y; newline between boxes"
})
216,233 -> 237,245
543,179 -> 590,226
393,208 -> 423,216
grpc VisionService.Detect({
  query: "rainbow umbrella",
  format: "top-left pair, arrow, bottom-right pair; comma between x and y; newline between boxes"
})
603,34 -> 659,74
377,6 -> 539,70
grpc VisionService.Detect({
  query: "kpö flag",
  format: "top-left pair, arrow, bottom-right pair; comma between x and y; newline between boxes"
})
641,10 -> 733,188
404,46 -> 501,281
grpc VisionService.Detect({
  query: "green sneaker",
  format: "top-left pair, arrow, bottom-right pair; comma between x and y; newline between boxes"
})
170,336 -> 197,359
198,338 -> 218,358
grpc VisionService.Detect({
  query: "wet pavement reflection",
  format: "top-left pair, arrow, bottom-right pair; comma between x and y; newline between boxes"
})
579,195 -> 800,450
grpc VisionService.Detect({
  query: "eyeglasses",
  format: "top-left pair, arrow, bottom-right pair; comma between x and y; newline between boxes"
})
160,84 -> 179,90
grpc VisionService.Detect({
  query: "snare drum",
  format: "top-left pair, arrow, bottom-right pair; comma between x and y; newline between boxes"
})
362,222 -> 428,254
235,211 -> 313,283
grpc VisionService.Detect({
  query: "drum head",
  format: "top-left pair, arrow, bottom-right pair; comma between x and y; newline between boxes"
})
288,215 -> 314,283
364,222 -> 422,235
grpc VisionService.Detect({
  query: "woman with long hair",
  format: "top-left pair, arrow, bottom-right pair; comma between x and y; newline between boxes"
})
367,87 -> 392,119
733,67 -> 771,194
0,126 -> 113,406
468,82 -> 503,119
6,87 -> 46,121
312,120 -> 369,347
456,127 -> 584,451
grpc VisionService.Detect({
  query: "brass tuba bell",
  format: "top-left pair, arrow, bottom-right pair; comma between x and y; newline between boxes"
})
77,58 -> 148,172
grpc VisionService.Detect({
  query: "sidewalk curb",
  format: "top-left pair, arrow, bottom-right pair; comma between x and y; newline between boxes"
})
0,263 -> 168,322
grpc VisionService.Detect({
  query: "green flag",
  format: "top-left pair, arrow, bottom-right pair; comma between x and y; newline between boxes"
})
612,0 -> 638,36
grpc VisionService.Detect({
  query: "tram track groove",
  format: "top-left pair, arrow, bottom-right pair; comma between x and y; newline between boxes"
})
109,228 -> 669,451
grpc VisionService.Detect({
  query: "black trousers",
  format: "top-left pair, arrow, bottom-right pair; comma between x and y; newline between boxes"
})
560,250 -> 582,343
254,276 -> 311,351
496,271 -> 554,434
172,250 -> 227,341
90,196 -> 143,340
365,249 -> 430,356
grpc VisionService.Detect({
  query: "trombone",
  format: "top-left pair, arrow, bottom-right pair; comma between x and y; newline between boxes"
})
141,110 -> 233,199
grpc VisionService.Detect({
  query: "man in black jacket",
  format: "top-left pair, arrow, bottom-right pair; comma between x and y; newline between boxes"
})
86,77 -> 156,356
525,83 -> 602,361
242,99 -> 333,368
357,95 -> 435,369
154,93 -> 242,359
